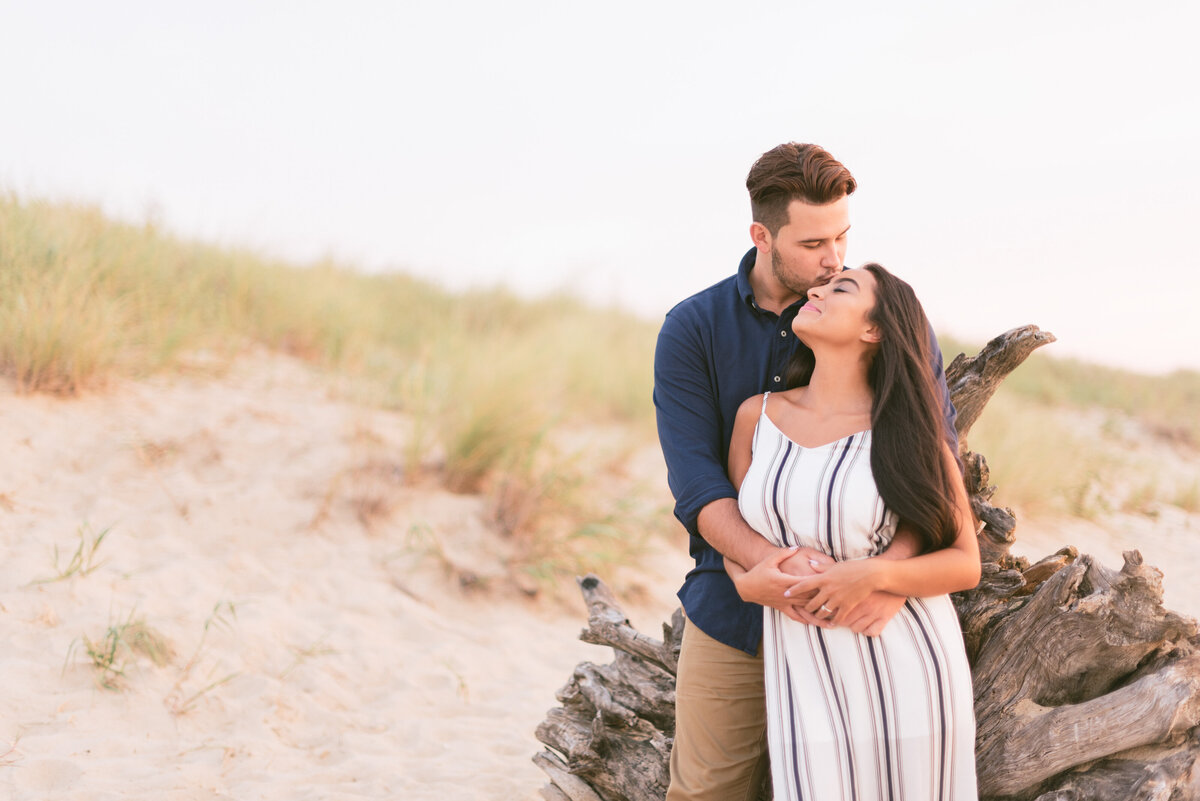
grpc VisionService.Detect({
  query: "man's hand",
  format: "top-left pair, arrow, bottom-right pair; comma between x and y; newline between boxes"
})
837,591 -> 906,636
726,546 -> 835,626
777,547 -> 837,627
779,547 -> 834,580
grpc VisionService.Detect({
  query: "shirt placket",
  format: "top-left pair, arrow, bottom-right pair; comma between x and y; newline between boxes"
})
767,310 -> 797,390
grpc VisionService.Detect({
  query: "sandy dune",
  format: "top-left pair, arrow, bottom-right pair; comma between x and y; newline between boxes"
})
1,352 -> 1195,799
0,353 -> 682,800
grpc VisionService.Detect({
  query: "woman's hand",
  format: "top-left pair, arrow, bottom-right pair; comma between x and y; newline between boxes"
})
785,558 -> 888,628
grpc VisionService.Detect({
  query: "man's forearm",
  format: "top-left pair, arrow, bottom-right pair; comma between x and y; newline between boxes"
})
879,526 -> 921,560
697,498 -> 778,569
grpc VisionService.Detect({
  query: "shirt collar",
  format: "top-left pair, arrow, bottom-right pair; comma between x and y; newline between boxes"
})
736,247 -> 758,309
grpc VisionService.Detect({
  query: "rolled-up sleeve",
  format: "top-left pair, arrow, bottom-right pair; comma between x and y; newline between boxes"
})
653,308 -> 737,539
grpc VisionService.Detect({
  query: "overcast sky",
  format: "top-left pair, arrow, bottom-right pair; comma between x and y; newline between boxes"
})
2,0 -> 1197,373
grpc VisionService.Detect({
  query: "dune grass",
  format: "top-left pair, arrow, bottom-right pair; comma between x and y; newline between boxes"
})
1,194 -> 659,582
941,335 -> 1200,449
67,609 -> 173,691
941,335 -> 1200,517
0,195 -> 656,419
31,523 -> 111,585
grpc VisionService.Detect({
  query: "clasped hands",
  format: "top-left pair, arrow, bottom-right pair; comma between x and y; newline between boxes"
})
726,546 -> 905,637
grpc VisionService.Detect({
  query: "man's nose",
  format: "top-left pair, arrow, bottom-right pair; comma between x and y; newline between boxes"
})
820,243 -> 841,267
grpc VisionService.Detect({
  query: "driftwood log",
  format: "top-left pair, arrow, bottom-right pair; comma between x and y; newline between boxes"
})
534,325 -> 1200,801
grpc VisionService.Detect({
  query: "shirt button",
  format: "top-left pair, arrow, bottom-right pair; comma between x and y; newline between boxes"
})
780,330 -> 787,337
773,376 -> 781,383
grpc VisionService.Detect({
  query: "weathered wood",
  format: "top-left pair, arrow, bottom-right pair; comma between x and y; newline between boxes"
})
964,450 -> 1019,562
577,575 -> 679,675
947,325 -> 1055,564
945,324 -> 1057,444
534,751 -> 605,801
533,327 -> 1200,801
967,551 -> 1200,797
1030,745 -> 1200,801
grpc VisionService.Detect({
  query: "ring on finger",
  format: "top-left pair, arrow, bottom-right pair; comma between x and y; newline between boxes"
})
819,604 -> 833,616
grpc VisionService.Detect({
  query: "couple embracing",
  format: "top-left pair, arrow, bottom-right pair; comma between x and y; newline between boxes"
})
654,143 -> 980,801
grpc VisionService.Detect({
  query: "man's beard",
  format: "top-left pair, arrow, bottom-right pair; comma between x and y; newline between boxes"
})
771,246 -> 812,298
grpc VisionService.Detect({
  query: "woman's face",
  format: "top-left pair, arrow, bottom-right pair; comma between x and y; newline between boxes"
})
791,267 -> 880,347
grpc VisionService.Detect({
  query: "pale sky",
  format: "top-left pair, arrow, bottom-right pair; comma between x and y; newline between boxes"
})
2,0 -> 1197,373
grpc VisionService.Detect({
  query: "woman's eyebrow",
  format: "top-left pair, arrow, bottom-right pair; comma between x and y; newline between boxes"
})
831,276 -> 859,289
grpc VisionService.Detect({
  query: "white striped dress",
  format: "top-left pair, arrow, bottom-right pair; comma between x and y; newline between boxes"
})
738,395 -> 978,801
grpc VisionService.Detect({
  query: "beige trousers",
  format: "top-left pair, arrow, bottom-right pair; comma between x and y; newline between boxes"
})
666,616 -> 769,801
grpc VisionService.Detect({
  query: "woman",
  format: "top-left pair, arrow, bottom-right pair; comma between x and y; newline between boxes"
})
726,263 -> 980,800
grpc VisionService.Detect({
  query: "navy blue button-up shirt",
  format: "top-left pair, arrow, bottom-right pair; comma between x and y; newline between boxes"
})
653,248 -> 958,655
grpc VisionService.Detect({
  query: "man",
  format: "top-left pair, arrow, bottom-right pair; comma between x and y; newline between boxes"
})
653,142 -> 957,800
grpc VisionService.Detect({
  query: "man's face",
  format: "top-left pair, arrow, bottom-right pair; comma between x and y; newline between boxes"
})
769,196 -> 851,299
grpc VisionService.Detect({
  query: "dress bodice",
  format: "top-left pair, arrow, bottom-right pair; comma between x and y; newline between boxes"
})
737,407 -> 897,561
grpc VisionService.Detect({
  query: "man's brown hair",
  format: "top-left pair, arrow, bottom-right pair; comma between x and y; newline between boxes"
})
746,143 -> 857,236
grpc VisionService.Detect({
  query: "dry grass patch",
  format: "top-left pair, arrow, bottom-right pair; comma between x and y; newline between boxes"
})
487,432 -> 673,591
67,610 -> 174,691
32,523 -> 111,584
943,335 -> 1200,451
165,601 -> 240,716
967,390 -> 1200,519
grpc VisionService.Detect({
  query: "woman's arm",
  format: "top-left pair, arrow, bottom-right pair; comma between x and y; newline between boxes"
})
726,394 -> 760,493
785,442 -> 981,624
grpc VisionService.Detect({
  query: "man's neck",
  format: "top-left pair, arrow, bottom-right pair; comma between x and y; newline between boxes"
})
748,251 -> 803,315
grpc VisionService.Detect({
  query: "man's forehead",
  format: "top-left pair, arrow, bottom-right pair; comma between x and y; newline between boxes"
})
784,196 -> 850,236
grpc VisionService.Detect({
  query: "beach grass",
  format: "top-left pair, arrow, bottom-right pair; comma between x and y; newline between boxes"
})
68,610 -> 173,691
941,335 -> 1200,516
0,195 -> 655,424
941,335 -> 1200,449
0,194 -> 658,582
32,523 -> 111,585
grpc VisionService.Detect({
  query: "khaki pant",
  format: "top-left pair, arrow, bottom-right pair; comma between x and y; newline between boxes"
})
667,616 -> 769,801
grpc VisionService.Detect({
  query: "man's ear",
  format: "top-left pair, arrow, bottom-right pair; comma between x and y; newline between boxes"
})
749,221 -> 772,253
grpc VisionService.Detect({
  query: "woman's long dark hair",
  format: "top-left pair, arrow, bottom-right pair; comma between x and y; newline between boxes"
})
784,263 -> 961,552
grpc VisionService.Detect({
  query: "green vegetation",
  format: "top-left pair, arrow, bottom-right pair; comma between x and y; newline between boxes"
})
941,335 -> 1200,517
1,194 -> 659,583
67,609 -> 173,690
166,601 -> 240,715
941,335 -> 1200,448
488,437 -> 675,585
0,195 -> 655,424
32,523 -> 111,584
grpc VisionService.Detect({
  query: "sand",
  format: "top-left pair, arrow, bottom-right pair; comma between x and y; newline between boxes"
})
1,351 -> 1196,799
